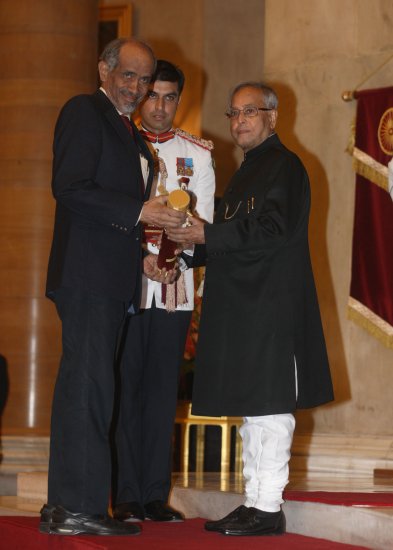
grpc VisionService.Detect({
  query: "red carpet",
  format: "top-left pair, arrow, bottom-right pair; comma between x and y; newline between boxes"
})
284,490 -> 393,507
0,517 -> 370,550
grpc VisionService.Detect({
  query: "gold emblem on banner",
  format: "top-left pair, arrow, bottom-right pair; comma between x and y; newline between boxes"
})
378,107 -> 393,155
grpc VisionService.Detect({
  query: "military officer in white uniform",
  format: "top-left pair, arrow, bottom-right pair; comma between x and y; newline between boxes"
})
113,60 -> 215,523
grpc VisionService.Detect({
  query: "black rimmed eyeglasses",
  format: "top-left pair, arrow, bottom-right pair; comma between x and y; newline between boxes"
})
225,106 -> 273,119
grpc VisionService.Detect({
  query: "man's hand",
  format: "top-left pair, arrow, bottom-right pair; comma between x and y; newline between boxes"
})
140,195 -> 186,228
143,253 -> 178,284
166,215 -> 206,246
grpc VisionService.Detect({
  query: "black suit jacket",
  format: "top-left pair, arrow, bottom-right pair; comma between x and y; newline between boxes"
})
46,90 -> 154,304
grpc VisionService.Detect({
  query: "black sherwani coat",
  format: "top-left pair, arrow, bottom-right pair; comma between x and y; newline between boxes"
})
191,134 -> 334,417
46,89 -> 154,305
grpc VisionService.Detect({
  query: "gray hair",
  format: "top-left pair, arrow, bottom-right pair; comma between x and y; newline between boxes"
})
99,37 -> 156,71
229,81 -> 278,109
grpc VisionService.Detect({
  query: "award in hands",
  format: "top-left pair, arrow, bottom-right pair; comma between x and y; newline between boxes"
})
157,189 -> 190,270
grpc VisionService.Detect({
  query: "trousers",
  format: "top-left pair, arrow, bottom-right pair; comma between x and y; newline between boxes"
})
239,413 -> 296,512
48,287 -> 129,514
115,305 -> 191,504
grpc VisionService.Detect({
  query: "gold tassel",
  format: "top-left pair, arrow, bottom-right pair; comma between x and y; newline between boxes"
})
346,116 -> 356,155
348,117 -> 389,192
165,283 -> 176,312
348,298 -> 393,349
176,273 -> 188,306
164,273 -> 188,313
352,156 -> 389,192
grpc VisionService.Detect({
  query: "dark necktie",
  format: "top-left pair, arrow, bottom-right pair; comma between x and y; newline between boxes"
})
121,115 -> 134,136
120,115 -> 147,195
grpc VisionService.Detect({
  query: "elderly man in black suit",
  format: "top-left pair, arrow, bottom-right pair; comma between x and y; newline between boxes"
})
40,38 -> 185,537
167,82 -> 334,537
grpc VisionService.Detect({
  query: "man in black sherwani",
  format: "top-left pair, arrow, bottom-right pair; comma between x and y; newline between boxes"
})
167,82 -> 334,536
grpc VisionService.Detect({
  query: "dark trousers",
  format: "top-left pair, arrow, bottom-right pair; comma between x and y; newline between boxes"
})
115,305 -> 191,505
47,287 -> 129,515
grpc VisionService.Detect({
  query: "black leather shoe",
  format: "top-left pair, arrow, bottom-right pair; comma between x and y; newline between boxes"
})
49,505 -> 141,535
113,501 -> 145,522
38,503 -> 55,533
223,507 -> 285,536
144,500 -> 184,522
205,505 -> 249,532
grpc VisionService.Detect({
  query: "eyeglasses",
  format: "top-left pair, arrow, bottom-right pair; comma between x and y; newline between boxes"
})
225,106 -> 273,119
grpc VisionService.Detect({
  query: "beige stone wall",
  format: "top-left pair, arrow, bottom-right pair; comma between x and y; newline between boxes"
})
200,1 -> 265,193
1,0 -> 390,459
96,1 -> 393,446
129,0 -> 204,138
127,0 -> 393,441
103,0 -> 265,193
262,0 -> 393,437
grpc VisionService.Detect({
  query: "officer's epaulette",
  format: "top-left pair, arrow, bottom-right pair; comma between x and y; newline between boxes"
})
175,128 -> 214,151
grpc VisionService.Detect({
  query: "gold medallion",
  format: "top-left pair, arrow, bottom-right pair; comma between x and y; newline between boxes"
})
378,107 -> 393,156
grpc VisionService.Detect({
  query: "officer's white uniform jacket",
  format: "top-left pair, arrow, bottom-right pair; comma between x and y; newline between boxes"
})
140,129 -> 215,311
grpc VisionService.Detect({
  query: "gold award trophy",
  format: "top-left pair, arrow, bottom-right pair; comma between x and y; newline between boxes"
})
157,189 -> 190,270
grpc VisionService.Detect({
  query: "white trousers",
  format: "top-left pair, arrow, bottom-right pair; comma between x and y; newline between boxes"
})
239,413 -> 296,513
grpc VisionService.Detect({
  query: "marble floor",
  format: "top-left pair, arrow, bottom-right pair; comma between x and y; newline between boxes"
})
170,472 -> 393,549
1,470 -> 392,548
1,469 -> 393,511
174,469 -> 393,493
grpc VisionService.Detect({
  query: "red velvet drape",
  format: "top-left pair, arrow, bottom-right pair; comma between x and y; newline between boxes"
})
349,87 -> 393,347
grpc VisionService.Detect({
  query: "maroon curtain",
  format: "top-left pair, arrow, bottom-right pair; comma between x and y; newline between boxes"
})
348,87 -> 393,348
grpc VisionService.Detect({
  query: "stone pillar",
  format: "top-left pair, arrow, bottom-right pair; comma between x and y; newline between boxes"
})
0,0 -> 99,434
